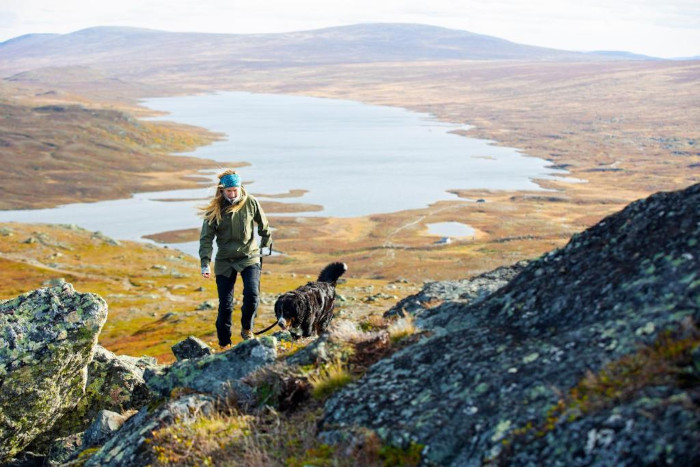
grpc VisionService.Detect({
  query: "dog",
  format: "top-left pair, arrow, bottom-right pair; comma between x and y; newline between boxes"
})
274,262 -> 347,337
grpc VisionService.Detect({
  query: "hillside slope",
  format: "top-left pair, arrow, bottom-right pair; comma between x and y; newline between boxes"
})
320,182 -> 700,465
0,99 -> 218,210
2,183 -> 698,465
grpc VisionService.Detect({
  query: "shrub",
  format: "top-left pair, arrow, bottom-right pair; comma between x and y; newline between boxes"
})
308,358 -> 354,400
387,315 -> 417,344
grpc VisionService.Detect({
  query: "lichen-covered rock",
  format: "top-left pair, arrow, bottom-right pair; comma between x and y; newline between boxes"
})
171,335 -> 214,361
26,345 -> 160,453
145,337 -> 277,398
0,283 -> 108,462
84,394 -> 214,467
3,451 -> 45,466
320,183 -> 700,465
85,345 -> 159,412
504,384 -> 699,466
287,319 -> 379,367
83,410 -> 130,447
384,261 -> 528,323
46,433 -> 83,466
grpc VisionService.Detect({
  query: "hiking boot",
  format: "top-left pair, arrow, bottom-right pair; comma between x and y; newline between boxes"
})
241,329 -> 254,340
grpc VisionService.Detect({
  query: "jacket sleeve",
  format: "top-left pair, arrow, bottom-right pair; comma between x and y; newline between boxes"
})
199,219 -> 215,268
254,199 -> 272,248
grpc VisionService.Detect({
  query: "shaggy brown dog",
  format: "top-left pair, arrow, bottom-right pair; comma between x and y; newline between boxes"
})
274,262 -> 347,337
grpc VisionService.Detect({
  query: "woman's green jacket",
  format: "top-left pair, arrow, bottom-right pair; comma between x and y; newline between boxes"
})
199,193 -> 272,277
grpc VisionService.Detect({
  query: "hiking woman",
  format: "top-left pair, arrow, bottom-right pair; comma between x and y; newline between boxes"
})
199,169 -> 272,346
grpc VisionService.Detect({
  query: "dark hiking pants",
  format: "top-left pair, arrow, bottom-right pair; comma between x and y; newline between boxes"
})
215,263 -> 261,346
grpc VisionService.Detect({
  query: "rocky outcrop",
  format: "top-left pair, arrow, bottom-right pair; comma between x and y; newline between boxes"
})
384,260 -> 528,322
145,337 -> 277,399
25,344 -> 160,453
83,394 -> 215,467
86,345 -> 159,413
46,433 -> 83,466
171,335 -> 214,361
320,183 -> 700,465
83,410 -> 131,447
0,283 -> 108,462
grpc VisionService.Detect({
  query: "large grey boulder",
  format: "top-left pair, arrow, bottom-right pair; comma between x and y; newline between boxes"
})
83,394 -> 214,467
320,183 -> 700,465
0,283 -> 108,462
145,337 -> 277,398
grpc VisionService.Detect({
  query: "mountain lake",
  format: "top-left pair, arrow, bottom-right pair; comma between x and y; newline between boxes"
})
0,91 -> 569,256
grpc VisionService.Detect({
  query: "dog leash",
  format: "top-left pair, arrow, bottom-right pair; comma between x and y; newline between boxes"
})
254,320 -> 279,335
253,244 -> 276,336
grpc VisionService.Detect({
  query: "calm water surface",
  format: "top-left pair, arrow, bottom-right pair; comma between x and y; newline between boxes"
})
0,92 -> 567,256
427,222 -> 476,238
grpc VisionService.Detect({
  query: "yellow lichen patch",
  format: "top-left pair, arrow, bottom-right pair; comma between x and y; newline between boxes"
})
568,327 -> 700,414
506,323 -> 700,445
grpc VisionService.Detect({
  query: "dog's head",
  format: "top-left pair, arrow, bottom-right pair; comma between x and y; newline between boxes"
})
274,296 -> 298,330
277,316 -> 288,330
276,313 -> 299,330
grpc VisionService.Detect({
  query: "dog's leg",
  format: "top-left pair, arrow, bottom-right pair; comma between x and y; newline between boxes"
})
301,317 -> 315,337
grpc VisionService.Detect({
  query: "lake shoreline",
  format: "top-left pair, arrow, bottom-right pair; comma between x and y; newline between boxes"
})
0,91 -> 567,257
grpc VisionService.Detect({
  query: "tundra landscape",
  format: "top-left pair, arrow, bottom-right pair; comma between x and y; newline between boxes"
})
1,23 -> 698,465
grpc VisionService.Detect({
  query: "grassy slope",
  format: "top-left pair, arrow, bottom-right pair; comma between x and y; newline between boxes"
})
0,80 -> 223,210
0,222 -> 416,362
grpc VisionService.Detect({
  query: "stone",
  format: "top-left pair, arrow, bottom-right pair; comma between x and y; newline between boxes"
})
3,451 -> 45,466
145,338 -> 277,398
83,410 -> 130,447
91,231 -> 120,246
0,283 -> 108,462
384,260 -> 528,323
196,300 -> 216,310
46,433 -> 83,466
171,336 -> 214,361
26,345 -> 160,453
83,394 -> 215,467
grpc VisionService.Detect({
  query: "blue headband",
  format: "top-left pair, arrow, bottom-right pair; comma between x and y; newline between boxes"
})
220,173 -> 241,188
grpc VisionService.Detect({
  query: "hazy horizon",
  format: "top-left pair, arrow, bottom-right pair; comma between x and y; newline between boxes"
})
1,1 -> 699,59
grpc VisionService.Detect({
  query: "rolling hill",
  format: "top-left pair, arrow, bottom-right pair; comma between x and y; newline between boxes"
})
0,23 -> 655,78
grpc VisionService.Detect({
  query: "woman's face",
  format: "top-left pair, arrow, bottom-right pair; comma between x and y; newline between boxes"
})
223,186 -> 240,200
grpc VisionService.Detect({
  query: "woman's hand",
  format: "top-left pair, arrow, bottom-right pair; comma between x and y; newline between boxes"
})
201,265 -> 211,279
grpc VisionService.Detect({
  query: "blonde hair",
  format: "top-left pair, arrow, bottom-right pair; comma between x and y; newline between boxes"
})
199,169 -> 247,225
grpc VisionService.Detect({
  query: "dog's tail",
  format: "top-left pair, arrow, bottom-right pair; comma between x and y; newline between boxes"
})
317,262 -> 347,284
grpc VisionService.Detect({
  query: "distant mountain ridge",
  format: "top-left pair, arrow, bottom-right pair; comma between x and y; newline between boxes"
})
0,23 -> 657,78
